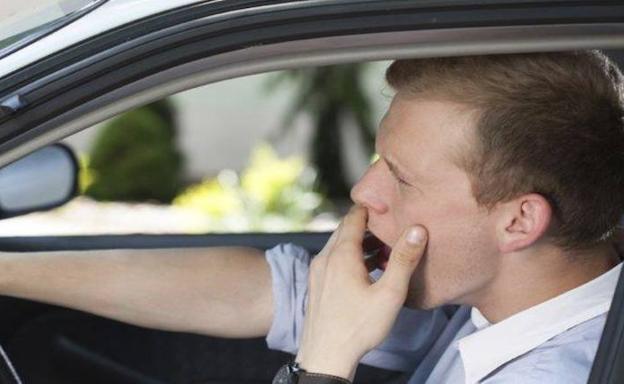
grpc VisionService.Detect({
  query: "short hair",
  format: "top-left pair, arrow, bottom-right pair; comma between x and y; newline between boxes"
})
386,51 -> 624,250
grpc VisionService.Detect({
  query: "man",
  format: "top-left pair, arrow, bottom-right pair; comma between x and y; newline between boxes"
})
269,51 -> 624,383
1,51 -> 623,383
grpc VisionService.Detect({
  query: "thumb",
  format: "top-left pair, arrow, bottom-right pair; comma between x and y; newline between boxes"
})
377,226 -> 428,294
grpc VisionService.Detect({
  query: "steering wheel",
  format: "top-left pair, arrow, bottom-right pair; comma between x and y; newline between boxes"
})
0,345 -> 22,384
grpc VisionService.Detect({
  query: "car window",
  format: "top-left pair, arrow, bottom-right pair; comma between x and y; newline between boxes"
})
0,0 -> 107,59
0,63 -> 390,236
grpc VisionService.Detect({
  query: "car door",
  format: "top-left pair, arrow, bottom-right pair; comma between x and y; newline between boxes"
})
0,1 -> 623,383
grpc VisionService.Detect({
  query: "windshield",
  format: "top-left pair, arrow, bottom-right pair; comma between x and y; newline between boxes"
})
0,0 -> 107,59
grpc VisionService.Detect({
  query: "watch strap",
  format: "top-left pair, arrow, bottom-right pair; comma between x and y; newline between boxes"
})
298,372 -> 352,384
272,362 -> 352,384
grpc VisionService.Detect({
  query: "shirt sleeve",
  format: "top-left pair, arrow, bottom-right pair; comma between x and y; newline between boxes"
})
264,243 -> 451,372
265,243 -> 310,355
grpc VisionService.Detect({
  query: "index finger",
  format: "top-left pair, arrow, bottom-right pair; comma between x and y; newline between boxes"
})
336,205 -> 368,247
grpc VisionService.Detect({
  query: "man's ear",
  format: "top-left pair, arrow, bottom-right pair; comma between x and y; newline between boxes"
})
497,193 -> 553,253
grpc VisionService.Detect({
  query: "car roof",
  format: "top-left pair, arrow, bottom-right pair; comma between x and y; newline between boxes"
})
0,0 -> 205,78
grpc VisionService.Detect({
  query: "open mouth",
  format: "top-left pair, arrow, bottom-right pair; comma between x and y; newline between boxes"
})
363,231 -> 392,271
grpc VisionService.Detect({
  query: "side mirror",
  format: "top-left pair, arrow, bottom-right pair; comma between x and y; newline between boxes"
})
0,144 -> 78,219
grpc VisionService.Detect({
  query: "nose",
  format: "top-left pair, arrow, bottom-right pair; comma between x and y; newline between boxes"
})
350,161 -> 389,214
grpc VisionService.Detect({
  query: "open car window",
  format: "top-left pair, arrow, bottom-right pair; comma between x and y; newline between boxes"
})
0,63 -> 389,236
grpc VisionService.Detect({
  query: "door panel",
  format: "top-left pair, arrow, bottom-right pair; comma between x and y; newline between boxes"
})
0,233 -> 331,253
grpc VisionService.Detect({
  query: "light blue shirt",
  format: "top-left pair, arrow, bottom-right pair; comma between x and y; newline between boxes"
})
264,243 -> 619,383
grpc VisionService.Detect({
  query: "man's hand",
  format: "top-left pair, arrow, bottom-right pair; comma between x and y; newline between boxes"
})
295,205 -> 428,380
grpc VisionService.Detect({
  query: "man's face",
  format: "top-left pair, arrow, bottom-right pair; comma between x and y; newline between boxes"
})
351,94 -> 500,309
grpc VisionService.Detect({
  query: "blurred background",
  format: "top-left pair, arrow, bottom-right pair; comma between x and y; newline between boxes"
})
0,63 -> 392,236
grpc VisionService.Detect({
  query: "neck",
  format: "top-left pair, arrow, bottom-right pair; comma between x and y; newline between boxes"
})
473,243 -> 620,323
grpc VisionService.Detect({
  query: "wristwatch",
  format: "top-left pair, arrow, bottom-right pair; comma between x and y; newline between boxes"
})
272,361 -> 352,384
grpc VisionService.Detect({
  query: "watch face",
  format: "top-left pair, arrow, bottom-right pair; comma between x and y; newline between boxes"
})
273,364 -> 296,384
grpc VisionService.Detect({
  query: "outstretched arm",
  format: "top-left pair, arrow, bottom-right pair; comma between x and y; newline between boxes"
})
0,247 -> 273,338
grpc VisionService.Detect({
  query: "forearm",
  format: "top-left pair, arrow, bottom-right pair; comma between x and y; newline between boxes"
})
0,247 -> 273,337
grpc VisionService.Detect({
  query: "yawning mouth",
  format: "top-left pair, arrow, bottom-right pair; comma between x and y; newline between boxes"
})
363,231 -> 392,271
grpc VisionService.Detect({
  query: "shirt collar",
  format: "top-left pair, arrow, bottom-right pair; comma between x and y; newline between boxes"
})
458,262 -> 622,384
470,307 -> 490,330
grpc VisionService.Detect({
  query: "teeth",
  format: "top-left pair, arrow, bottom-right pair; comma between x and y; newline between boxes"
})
363,248 -> 381,260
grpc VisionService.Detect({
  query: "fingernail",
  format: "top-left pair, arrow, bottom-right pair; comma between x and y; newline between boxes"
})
407,227 -> 425,245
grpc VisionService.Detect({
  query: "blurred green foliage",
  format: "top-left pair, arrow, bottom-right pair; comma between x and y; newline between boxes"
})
267,64 -> 376,199
78,154 -> 94,194
84,99 -> 183,203
175,143 -> 325,231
